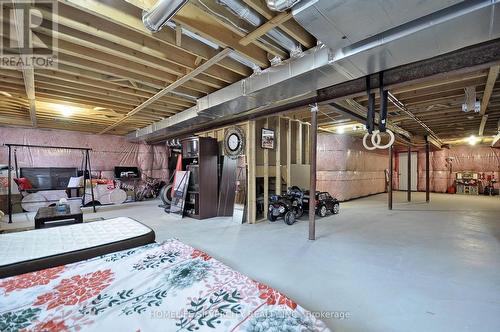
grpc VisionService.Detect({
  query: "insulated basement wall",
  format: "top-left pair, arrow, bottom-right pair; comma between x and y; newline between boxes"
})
416,145 -> 500,193
317,134 -> 389,201
0,127 -> 168,179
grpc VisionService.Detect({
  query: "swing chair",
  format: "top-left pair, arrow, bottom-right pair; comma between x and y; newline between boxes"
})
3,143 -> 96,224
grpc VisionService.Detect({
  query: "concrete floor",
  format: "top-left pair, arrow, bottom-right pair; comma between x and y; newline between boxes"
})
2,192 -> 500,332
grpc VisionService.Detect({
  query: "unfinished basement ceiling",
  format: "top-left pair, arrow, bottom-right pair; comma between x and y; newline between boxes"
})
0,0 -> 315,135
0,0 -> 499,144
129,0 -> 500,143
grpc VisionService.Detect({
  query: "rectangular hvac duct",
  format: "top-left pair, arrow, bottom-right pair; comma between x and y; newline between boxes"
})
292,0 -> 464,51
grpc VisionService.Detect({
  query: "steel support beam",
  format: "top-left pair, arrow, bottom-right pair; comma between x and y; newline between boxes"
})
478,65 -> 500,136
388,145 -> 393,210
7,146 -> 12,223
309,105 -> 318,241
318,40 -> 500,102
407,145 -> 411,202
426,137 -> 430,202
329,101 -> 412,142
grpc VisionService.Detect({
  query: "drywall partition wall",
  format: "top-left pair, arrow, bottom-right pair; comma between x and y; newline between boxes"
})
316,133 -> 389,201
0,127 -> 168,179
416,145 -> 500,192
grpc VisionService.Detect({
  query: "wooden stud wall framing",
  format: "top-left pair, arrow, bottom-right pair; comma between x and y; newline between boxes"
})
304,124 -> 310,165
170,113 -> 312,224
286,118 -> 292,186
263,118 -> 269,219
246,120 -> 257,224
275,118 -> 282,195
296,121 -> 303,165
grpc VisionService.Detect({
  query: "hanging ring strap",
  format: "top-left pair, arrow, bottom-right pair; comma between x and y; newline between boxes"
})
366,75 -> 375,134
379,71 -> 388,133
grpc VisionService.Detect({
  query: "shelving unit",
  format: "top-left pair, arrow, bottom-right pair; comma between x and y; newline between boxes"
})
181,137 -> 218,219
456,172 -> 479,195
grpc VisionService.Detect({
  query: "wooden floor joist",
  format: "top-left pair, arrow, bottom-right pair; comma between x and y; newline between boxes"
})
11,0 -> 37,127
239,11 -> 293,46
99,48 -> 232,134
479,65 -> 500,136
0,0 -> 315,134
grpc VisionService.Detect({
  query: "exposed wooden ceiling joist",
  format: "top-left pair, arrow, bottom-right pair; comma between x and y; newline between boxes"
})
10,0 -> 37,127
239,11 -> 293,46
61,0 -> 252,75
99,48 -> 232,134
478,65 -> 500,136
1,0 -> 316,134
241,0 -> 315,48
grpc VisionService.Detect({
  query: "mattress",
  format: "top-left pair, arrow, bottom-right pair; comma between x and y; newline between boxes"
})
0,239 -> 330,331
0,217 -> 155,278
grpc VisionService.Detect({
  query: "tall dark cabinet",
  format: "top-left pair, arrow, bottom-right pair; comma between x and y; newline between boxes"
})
181,137 -> 218,219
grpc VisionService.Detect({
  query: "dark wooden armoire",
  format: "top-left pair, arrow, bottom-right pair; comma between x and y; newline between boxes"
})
181,137 -> 218,219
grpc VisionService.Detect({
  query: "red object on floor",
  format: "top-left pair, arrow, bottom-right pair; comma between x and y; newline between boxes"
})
447,186 -> 456,194
170,154 -> 183,197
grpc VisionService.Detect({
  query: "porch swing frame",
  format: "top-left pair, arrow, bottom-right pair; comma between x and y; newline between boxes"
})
3,143 -> 96,224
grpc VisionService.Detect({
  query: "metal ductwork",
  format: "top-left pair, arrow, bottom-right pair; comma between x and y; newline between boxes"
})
143,0 -> 188,32
217,0 -> 300,54
129,0 -> 500,142
292,0 -> 465,51
267,0 -> 302,12
165,20 -> 259,70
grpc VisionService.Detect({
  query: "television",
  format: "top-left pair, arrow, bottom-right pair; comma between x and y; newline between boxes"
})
20,167 -> 78,190
114,166 -> 140,179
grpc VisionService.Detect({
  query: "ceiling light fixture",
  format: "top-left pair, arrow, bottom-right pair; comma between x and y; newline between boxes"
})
61,108 -> 74,117
467,135 -> 478,145
337,127 -> 345,134
52,104 -> 84,117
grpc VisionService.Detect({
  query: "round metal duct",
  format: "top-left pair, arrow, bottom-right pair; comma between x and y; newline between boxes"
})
267,0 -> 301,12
142,0 -> 188,32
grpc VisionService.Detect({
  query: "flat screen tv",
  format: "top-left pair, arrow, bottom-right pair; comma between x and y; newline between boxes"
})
20,167 -> 78,190
114,166 -> 140,179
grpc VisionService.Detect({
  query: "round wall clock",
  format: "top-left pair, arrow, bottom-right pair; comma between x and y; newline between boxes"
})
223,126 -> 245,158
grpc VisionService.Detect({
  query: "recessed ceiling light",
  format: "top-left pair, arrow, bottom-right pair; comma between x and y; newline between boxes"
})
467,135 -> 478,145
61,109 -> 73,117
52,104 -> 84,117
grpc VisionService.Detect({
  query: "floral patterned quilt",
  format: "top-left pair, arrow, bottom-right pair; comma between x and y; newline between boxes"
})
0,239 -> 330,332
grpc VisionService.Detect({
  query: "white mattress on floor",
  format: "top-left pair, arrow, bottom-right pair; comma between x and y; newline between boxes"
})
0,217 -> 152,266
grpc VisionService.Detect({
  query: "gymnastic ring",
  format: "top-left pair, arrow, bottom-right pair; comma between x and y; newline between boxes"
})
371,130 -> 395,149
363,132 -> 380,150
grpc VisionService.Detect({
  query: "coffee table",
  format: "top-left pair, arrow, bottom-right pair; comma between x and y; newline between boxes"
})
34,205 -> 83,229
